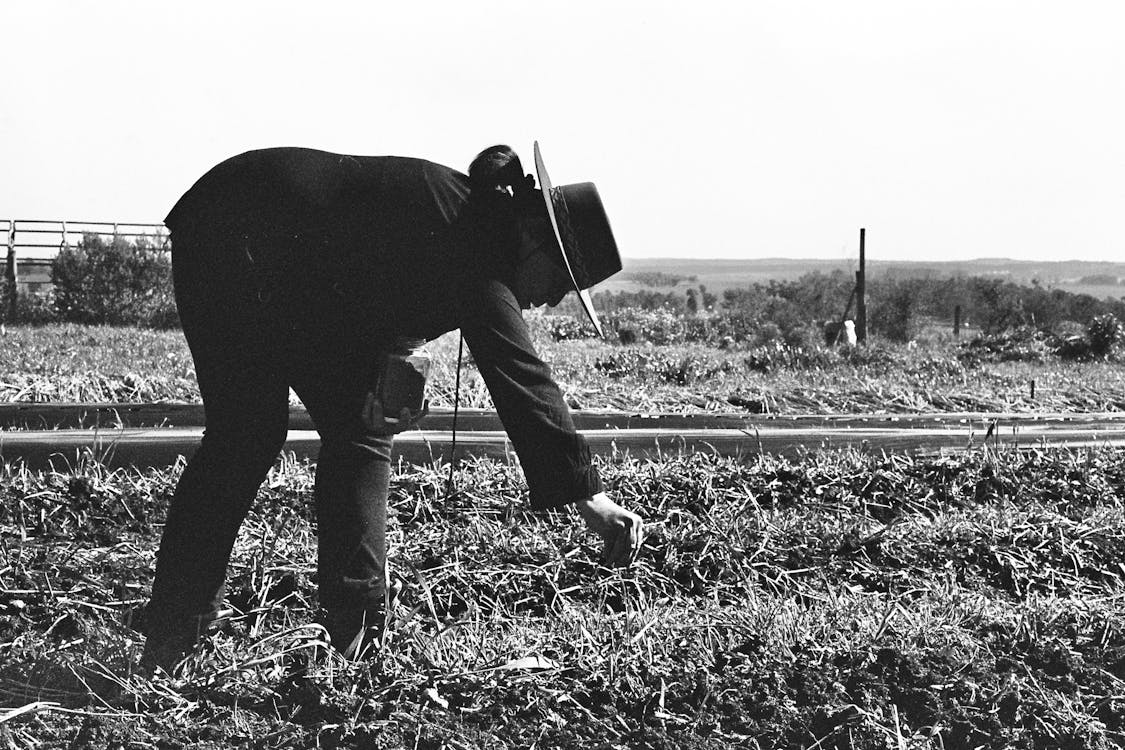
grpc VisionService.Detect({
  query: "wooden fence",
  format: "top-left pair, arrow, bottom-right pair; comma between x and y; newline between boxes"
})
3,219 -> 168,295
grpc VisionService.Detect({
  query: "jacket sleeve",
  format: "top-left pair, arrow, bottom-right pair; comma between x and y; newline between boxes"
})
460,280 -> 603,510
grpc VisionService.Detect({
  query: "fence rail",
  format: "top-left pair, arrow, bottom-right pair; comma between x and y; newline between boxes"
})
3,219 -> 167,253
3,219 -> 167,299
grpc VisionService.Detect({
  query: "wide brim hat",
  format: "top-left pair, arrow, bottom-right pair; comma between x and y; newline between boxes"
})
534,141 -> 622,338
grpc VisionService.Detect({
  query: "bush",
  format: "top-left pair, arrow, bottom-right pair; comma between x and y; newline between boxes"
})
538,314 -> 591,342
868,279 -> 923,342
1057,315 -> 1124,361
959,327 -> 1060,365
51,234 -> 178,327
0,281 -> 59,325
1085,314 -> 1122,358
752,321 -> 783,346
605,308 -> 686,345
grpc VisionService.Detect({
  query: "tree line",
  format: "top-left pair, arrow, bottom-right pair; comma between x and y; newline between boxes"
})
556,269 -> 1125,342
2,236 -> 1123,343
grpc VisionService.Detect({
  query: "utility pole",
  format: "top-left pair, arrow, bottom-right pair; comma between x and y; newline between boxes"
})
855,227 -> 867,344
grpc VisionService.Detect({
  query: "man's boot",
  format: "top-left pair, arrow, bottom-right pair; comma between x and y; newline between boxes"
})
128,605 -> 230,675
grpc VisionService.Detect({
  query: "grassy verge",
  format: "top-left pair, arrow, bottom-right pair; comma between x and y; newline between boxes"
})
0,324 -> 196,403
2,323 -> 1124,414
1,447 -> 1123,748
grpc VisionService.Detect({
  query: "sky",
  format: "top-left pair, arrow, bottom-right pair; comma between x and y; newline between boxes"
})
2,1 -> 1123,263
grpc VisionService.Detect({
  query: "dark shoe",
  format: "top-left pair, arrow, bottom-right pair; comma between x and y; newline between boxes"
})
323,579 -> 403,660
324,609 -> 384,660
128,605 -> 231,675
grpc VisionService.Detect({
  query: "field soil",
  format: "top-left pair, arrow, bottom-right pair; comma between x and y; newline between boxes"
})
1,450 -> 1124,748
2,323 -> 1125,748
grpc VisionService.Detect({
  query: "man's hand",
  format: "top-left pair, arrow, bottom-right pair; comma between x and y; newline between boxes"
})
362,394 -> 429,435
574,492 -> 644,568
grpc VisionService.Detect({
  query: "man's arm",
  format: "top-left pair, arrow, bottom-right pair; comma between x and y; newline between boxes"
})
460,280 -> 601,510
460,281 -> 644,566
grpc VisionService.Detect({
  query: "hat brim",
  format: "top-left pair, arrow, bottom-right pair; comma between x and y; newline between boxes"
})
534,141 -> 605,338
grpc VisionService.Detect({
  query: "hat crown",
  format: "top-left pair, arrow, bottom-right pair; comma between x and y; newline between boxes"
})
533,142 -> 622,337
548,182 -> 621,290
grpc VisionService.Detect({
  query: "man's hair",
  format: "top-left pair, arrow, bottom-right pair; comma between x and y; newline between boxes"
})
469,145 -> 530,194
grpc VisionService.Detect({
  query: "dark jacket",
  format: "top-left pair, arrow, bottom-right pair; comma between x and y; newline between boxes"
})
166,147 -> 601,510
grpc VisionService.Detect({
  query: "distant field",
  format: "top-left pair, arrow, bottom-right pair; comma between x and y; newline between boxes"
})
598,257 -> 1125,301
1060,283 -> 1125,300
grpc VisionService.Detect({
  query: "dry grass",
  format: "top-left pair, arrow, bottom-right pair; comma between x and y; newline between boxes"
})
1,446 -> 1124,748
2,321 -> 1124,747
2,323 -> 1124,414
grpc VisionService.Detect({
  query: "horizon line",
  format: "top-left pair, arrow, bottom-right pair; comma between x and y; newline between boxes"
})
621,256 -> 1125,265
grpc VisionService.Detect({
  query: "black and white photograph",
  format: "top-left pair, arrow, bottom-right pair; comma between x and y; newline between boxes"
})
1,2 -> 1124,747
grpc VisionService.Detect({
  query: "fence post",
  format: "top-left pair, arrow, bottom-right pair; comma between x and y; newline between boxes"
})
953,305 -> 961,338
855,227 -> 867,344
5,220 -> 18,318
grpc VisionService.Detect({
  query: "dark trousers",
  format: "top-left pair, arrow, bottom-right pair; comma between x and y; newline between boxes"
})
148,232 -> 393,630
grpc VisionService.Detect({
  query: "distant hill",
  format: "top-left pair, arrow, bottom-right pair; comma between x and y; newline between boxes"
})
603,257 -> 1125,301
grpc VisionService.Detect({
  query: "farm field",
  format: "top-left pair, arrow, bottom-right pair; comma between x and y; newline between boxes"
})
1,321 -> 1125,748
2,448 -> 1124,748
2,323 -> 1125,414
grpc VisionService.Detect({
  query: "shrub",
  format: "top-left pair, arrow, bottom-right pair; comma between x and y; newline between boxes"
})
51,234 -> 178,327
539,314 -> 591,342
868,280 -> 919,342
1085,314 -> 1122,359
1056,336 -> 1092,361
0,281 -> 59,324
959,327 -> 1060,365
752,321 -> 783,346
605,308 -> 686,345
1057,315 -> 1124,361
